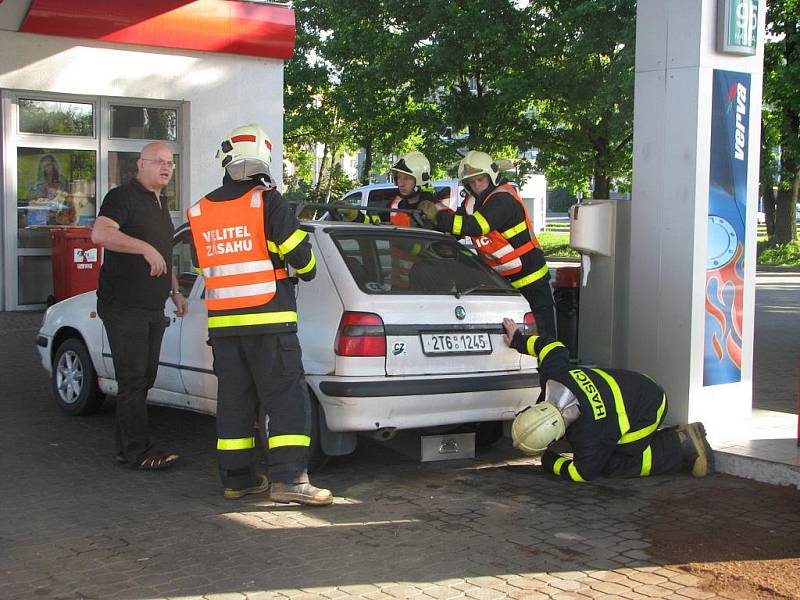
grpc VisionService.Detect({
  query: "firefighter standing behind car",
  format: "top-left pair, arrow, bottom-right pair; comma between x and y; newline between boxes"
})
349,151 -> 449,289
421,151 -> 556,336
346,151 -> 447,228
502,318 -> 714,482
187,124 -> 332,505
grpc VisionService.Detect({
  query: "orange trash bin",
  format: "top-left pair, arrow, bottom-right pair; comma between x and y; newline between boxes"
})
50,227 -> 101,305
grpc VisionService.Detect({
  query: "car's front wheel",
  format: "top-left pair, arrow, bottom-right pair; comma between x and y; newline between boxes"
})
52,338 -> 104,415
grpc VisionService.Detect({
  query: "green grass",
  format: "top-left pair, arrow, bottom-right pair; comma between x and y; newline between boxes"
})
757,239 -> 800,266
542,229 -> 800,266
538,231 -> 580,259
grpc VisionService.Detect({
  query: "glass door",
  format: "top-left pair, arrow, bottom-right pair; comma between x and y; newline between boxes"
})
2,92 -> 185,310
3,93 -> 98,308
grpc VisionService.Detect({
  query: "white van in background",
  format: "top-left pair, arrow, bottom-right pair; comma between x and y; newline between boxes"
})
339,179 -> 467,214
338,175 -> 547,234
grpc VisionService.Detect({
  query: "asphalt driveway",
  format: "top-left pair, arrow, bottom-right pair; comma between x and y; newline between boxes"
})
2,310 -> 799,600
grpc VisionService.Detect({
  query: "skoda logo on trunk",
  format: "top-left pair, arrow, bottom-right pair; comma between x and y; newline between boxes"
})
455,306 -> 466,320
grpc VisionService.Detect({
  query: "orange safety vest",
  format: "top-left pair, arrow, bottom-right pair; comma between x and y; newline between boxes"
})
387,194 -> 446,288
187,186 -> 287,311
463,183 -> 539,278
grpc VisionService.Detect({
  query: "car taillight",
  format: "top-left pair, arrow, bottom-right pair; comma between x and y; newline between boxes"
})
335,312 -> 386,357
521,312 -> 538,336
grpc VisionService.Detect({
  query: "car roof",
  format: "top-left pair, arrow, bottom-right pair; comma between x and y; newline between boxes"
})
344,179 -> 463,194
301,220 -> 448,236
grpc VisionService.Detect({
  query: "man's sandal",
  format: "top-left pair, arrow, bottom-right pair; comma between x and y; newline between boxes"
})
134,453 -> 179,470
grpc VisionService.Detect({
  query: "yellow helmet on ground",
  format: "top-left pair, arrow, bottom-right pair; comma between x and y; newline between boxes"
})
457,150 -> 500,186
217,123 -> 273,181
390,151 -> 433,193
511,402 -> 566,456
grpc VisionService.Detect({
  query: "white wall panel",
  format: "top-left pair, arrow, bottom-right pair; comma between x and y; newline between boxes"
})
0,30 -> 285,205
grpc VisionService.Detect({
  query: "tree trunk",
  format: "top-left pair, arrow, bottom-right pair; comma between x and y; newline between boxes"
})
360,141 -> 373,184
760,119 -> 776,238
774,187 -> 795,244
324,146 -> 338,203
764,182 -> 776,239
592,172 -> 610,199
792,167 -> 800,242
314,143 -> 329,201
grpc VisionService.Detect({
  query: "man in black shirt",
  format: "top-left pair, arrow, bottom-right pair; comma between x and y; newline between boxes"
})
92,142 -> 188,470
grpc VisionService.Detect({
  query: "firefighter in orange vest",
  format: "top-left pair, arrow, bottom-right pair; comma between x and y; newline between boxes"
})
345,151 -> 448,227
421,151 -> 556,336
385,152 -> 448,288
187,124 -> 332,505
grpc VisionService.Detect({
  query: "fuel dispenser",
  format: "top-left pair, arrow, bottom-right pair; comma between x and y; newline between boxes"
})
568,199 -> 631,367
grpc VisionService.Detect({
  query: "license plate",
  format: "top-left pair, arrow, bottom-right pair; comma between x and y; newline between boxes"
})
420,332 -> 492,355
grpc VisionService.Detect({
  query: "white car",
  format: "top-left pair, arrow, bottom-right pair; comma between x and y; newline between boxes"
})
37,221 -> 540,461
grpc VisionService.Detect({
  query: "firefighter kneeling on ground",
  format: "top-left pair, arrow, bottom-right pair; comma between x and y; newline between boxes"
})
501,317 -> 714,482
419,151 -> 556,336
187,123 -> 332,505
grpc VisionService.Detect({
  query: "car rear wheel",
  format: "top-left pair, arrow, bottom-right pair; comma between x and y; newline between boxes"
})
52,338 -> 104,415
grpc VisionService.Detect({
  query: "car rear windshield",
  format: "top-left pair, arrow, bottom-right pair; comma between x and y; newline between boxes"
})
331,230 -> 517,296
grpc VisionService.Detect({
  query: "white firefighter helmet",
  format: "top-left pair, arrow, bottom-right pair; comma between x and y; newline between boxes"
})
390,151 -> 433,192
217,123 -> 273,181
511,402 -> 566,456
457,150 -> 500,186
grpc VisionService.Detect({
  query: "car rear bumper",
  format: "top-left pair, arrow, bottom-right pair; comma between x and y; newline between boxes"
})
308,372 -> 540,432
318,372 -> 537,397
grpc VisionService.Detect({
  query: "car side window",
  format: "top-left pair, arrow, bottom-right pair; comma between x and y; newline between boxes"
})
172,228 -> 197,297
342,192 -> 362,206
367,189 -> 397,222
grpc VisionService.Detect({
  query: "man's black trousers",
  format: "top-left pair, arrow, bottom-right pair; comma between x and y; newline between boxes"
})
98,299 -> 167,466
210,333 -> 311,490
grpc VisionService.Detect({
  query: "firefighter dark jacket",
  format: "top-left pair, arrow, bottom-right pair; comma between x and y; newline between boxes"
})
510,331 -> 667,482
187,179 -> 316,338
434,181 -> 549,290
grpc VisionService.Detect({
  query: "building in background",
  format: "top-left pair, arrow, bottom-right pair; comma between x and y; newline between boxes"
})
0,0 -> 295,310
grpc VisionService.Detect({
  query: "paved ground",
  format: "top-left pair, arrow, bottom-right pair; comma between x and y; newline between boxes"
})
753,269 -> 800,413
2,310 -> 800,600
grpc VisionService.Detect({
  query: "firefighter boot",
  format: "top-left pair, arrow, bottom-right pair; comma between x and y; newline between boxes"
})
270,482 -> 334,506
677,422 -> 715,477
224,474 -> 270,500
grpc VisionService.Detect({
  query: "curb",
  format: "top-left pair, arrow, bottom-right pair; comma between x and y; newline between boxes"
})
756,265 -> 800,273
715,450 -> 800,490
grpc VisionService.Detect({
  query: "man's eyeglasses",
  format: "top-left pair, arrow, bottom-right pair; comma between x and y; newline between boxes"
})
141,158 -> 176,169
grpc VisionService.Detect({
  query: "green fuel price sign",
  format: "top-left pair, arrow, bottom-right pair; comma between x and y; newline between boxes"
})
717,0 -> 758,56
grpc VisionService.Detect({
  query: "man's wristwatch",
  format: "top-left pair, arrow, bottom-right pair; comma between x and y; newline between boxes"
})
169,289 -> 181,297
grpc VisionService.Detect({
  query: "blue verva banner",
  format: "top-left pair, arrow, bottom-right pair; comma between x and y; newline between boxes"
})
703,69 -> 751,386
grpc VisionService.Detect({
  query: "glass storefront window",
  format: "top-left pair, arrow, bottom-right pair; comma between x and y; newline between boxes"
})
110,105 -> 177,141
17,255 -> 53,305
18,99 -> 94,136
16,148 -> 97,249
108,151 -> 179,211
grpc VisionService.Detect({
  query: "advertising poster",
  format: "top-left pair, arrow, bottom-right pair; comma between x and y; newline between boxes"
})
17,149 -> 97,228
703,69 -> 751,386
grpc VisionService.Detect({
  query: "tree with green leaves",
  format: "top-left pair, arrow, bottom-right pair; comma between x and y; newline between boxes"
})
761,0 -> 799,244
521,0 -> 636,198
285,0 -> 637,200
